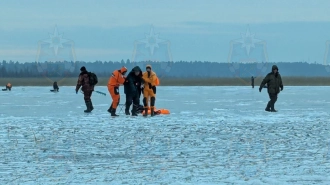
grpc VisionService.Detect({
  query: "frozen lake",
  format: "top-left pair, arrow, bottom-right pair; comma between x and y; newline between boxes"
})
1,86 -> 330,184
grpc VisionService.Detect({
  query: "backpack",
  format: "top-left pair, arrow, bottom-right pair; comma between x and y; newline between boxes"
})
154,77 -> 160,86
88,72 -> 98,86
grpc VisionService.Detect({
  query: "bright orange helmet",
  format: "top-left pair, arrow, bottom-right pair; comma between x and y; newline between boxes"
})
120,66 -> 127,74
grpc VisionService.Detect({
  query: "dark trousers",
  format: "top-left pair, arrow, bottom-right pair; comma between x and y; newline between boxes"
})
125,94 -> 139,111
266,93 -> 278,110
84,91 -> 93,102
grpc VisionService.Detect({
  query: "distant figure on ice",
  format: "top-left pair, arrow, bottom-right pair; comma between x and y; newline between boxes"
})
6,83 -> 12,91
251,76 -> 255,88
259,65 -> 283,112
142,65 -> 159,117
124,66 -> 143,116
107,66 -> 127,116
5,83 -> 12,91
76,66 -> 97,113
53,81 -> 59,92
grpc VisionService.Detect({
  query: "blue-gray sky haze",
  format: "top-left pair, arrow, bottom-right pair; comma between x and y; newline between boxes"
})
1,0 -> 330,63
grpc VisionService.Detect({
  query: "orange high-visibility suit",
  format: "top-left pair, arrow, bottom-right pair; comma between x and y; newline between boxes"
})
142,65 -> 158,116
107,67 -> 127,114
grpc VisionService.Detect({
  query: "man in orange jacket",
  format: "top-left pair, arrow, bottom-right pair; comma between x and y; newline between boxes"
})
107,66 -> 127,116
142,65 -> 158,116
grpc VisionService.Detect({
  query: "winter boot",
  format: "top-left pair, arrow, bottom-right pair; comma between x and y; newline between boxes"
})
90,101 -> 94,111
131,106 -> 138,116
107,104 -> 112,113
265,101 -> 271,112
143,108 -> 148,117
270,101 -> 277,112
150,107 -> 155,117
125,105 -> 130,116
84,101 -> 92,113
111,108 -> 119,116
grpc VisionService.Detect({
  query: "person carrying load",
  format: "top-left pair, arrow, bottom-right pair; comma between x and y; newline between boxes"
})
107,66 -> 127,116
142,65 -> 159,117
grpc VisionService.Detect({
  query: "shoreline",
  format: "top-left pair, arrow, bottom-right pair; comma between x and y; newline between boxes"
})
1,77 -> 330,86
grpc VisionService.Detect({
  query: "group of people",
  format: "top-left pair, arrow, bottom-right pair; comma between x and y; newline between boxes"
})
73,64 -> 283,114
106,65 -> 159,117
75,65 -> 159,116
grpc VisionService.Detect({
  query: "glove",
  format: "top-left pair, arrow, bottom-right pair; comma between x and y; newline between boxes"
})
280,86 -> 283,91
76,89 -> 78,94
259,87 -> 262,92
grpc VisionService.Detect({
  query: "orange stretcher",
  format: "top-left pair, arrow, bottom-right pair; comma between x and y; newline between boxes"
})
142,107 -> 170,115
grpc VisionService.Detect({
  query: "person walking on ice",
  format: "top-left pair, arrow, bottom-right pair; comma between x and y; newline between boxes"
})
259,65 -> 283,112
75,66 -> 97,113
142,65 -> 159,117
107,66 -> 127,116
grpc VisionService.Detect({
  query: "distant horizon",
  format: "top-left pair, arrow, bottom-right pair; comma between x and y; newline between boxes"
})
1,60 -> 330,78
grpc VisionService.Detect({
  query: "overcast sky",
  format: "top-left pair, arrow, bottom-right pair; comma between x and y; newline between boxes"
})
1,0 -> 330,63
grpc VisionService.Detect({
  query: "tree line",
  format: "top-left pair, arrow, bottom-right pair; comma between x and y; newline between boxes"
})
0,60 -> 330,78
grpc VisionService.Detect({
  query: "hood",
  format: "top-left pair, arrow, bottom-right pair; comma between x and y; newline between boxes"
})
131,66 -> 142,72
80,66 -> 86,72
272,65 -> 278,71
120,66 -> 127,74
146,65 -> 152,70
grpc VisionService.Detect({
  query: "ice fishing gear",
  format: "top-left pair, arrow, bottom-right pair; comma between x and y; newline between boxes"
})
95,91 -> 106,96
78,90 -> 106,96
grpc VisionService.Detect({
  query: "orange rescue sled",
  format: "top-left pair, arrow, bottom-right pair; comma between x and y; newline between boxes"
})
142,107 -> 170,115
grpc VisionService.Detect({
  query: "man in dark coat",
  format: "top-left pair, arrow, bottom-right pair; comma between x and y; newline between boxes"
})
259,65 -> 283,112
124,66 -> 143,116
53,81 -> 59,92
75,66 -> 94,113
251,76 -> 255,88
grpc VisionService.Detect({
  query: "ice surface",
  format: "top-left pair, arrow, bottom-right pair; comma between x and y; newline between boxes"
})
1,86 -> 330,184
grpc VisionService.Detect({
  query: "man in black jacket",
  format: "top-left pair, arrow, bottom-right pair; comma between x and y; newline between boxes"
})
251,76 -> 255,88
53,81 -> 59,92
259,65 -> 284,112
124,66 -> 143,116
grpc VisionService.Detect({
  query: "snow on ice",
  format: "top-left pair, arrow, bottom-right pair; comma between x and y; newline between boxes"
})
1,86 -> 330,184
